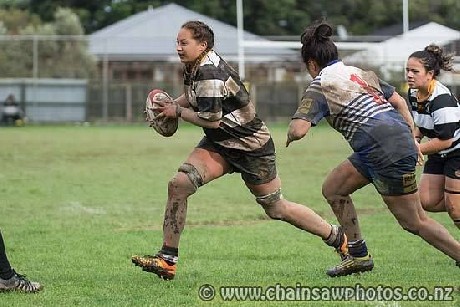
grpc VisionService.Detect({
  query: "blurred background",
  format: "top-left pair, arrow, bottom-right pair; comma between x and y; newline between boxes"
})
0,0 -> 459,124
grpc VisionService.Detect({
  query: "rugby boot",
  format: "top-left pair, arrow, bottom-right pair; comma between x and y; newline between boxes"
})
0,270 -> 42,293
132,254 -> 176,280
327,254 -> 374,277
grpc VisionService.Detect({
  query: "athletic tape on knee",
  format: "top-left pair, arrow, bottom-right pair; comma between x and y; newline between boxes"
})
255,189 -> 282,206
177,163 -> 204,190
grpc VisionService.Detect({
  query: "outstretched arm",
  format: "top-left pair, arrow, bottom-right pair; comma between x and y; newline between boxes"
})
286,119 -> 312,147
387,91 -> 415,136
386,92 -> 424,165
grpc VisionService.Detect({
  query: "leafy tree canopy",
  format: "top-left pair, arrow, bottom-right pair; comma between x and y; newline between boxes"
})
0,7 -> 96,78
1,0 -> 458,36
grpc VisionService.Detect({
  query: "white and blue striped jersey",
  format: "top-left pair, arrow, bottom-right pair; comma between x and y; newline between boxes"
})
408,80 -> 460,155
293,61 -> 415,167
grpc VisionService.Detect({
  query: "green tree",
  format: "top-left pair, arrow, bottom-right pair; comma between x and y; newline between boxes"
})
52,7 -> 96,78
0,9 -> 40,77
0,7 -> 96,78
0,8 -> 41,34
6,0 -> 460,36
26,0 -> 161,34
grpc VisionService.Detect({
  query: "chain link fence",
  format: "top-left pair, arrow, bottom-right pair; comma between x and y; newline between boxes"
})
0,35 -> 459,123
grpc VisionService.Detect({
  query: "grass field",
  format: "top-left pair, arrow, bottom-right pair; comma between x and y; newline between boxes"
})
0,122 -> 458,306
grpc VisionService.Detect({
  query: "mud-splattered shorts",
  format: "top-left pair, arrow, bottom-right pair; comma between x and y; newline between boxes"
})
197,136 -> 277,185
349,153 -> 418,196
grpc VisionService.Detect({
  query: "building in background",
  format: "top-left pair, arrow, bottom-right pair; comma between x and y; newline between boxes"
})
89,3 -> 300,88
344,22 -> 460,95
2,6 -> 459,123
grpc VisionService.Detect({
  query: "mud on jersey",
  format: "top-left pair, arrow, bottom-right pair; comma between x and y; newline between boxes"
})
184,50 -> 272,154
293,61 -> 415,167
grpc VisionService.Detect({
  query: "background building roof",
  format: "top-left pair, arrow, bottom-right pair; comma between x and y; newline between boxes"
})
370,20 -> 429,37
344,22 -> 460,77
89,3 -> 297,62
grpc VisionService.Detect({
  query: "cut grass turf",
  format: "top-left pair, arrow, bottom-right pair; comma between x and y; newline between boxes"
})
0,123 -> 458,306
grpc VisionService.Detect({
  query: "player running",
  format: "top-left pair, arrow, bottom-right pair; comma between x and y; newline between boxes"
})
286,20 -> 460,277
406,44 -> 460,229
131,20 -> 348,280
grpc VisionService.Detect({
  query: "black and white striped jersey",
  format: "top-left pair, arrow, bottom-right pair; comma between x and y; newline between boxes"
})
183,50 -> 271,153
408,80 -> 460,155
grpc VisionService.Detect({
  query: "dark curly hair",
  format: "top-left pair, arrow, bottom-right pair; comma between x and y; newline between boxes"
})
181,20 -> 214,51
300,20 -> 338,68
408,44 -> 454,77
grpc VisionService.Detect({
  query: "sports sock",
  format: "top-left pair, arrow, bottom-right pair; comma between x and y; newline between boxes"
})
0,231 -> 14,280
160,244 -> 178,265
348,240 -> 368,258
